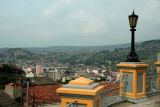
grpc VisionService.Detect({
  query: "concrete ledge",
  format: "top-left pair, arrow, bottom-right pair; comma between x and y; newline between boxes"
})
155,62 -> 160,67
69,77 -> 94,85
62,83 -> 100,90
59,93 -> 95,99
56,85 -> 104,96
117,62 -> 149,69
118,67 -> 148,70
127,97 -> 148,103
120,62 -> 145,64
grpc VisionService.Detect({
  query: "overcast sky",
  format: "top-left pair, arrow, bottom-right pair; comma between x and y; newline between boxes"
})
0,0 -> 160,48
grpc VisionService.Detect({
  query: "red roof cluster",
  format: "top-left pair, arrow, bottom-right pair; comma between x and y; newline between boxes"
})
23,84 -> 61,106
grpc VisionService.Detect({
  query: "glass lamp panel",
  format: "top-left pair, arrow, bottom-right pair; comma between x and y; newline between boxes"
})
128,11 -> 138,28
132,17 -> 136,27
135,17 -> 138,26
129,16 -> 133,27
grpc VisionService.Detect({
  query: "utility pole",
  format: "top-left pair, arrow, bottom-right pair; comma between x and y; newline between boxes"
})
32,92 -> 35,107
26,78 -> 30,107
13,78 -> 17,99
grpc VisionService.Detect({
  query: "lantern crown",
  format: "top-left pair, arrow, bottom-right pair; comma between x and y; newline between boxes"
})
128,10 -> 138,28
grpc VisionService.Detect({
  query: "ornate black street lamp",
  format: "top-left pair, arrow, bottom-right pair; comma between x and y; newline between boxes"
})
126,10 -> 141,62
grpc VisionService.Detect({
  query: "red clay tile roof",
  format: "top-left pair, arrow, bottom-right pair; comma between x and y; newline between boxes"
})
23,84 -> 61,104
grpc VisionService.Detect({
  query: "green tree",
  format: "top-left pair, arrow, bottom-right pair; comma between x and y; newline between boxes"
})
65,71 -> 70,75
63,80 -> 70,84
0,64 -> 24,89
56,79 -> 62,84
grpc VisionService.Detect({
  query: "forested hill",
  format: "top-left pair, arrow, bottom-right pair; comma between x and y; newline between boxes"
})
0,48 -> 44,66
83,40 -> 160,67
0,40 -> 159,68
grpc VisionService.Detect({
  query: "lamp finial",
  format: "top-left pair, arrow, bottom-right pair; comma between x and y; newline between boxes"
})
133,10 -> 135,14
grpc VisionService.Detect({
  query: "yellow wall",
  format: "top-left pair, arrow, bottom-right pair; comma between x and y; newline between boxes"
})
61,95 -> 101,107
56,77 -> 104,107
117,63 -> 148,99
155,62 -> 160,88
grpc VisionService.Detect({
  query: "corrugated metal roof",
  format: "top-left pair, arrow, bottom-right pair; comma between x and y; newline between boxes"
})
29,77 -> 56,85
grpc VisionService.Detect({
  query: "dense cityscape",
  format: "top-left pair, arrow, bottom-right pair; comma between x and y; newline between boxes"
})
0,39 -> 160,107
1,0 -> 160,107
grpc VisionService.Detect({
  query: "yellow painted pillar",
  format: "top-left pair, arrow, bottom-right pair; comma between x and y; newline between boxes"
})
155,62 -> 160,88
117,62 -> 149,103
56,77 -> 104,107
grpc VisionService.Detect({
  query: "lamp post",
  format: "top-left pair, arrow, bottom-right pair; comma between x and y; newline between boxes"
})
126,10 -> 141,62
26,78 -> 30,107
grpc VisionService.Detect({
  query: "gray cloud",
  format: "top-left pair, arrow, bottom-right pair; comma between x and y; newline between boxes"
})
0,0 -> 160,47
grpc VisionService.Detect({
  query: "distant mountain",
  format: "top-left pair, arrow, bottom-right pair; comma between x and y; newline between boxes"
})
0,41 -> 143,53
21,41 -> 142,53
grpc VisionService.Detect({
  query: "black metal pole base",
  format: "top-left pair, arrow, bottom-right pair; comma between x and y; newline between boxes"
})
126,51 -> 141,62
